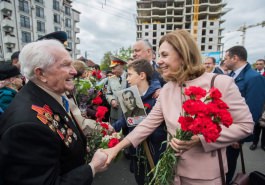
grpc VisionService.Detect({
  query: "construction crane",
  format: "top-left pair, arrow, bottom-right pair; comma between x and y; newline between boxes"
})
237,21 -> 265,46
192,0 -> 199,41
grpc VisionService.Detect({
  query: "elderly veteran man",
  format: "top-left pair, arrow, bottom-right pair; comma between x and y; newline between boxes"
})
0,40 -> 108,185
106,56 -> 127,124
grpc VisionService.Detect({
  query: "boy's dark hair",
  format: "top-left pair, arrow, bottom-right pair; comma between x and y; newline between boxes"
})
127,59 -> 153,85
226,46 -> 247,61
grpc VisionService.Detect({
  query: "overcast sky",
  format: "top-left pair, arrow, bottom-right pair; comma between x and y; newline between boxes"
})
72,0 -> 265,64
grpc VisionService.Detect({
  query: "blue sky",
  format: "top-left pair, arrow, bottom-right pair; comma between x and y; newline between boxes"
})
73,0 -> 265,64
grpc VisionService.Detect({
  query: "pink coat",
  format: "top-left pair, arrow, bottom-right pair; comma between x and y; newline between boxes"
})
126,72 -> 253,181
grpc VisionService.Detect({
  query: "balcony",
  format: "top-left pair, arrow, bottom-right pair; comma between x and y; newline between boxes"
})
0,0 -> 12,11
76,49 -> 81,55
2,18 -> 15,29
74,27 -> 80,33
75,37 -> 80,44
3,35 -> 16,45
73,10 -> 80,22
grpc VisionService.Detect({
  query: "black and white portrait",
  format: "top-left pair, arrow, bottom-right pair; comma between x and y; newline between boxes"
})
117,86 -> 146,127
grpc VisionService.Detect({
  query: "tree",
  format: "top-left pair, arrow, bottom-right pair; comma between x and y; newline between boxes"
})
115,46 -> 132,61
100,51 -> 112,71
100,46 -> 132,71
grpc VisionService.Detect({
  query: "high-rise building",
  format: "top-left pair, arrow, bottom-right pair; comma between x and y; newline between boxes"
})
0,0 -> 80,62
136,0 -> 228,57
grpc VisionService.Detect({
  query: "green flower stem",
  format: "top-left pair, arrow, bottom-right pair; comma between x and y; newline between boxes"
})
148,129 -> 193,185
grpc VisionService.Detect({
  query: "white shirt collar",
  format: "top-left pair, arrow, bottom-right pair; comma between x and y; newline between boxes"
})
233,64 -> 247,79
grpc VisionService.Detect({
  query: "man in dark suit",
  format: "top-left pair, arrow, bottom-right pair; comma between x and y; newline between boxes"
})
224,46 -> 265,184
255,59 -> 265,76
132,39 -> 165,98
203,57 -> 223,74
249,59 -> 265,151
0,39 -> 107,185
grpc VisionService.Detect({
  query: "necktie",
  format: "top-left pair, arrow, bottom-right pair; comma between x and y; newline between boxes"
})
229,71 -> 235,78
62,96 -> 69,113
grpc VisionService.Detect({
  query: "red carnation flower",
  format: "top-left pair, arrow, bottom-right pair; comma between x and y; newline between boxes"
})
108,138 -> 120,148
144,103 -> 151,109
209,87 -> 222,99
92,96 -> 103,105
95,106 -> 108,121
184,86 -> 206,100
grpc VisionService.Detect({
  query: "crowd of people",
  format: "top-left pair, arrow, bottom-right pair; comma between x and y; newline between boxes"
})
0,29 -> 264,185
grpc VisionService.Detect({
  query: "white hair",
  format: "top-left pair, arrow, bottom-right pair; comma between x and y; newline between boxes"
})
19,39 -> 65,80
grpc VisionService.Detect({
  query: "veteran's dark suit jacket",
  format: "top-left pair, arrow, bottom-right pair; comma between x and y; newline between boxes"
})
0,81 -> 93,185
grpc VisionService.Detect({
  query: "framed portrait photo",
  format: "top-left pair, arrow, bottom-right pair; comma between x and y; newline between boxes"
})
116,85 -> 147,127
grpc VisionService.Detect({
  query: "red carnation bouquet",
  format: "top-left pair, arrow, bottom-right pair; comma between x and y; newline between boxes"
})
149,86 -> 233,185
86,105 -> 122,162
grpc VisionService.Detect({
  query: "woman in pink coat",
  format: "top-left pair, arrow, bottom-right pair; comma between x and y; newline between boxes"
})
103,30 -> 253,185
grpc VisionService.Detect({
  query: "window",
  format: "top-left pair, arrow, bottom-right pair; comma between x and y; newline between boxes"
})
35,0 -> 43,4
68,42 -> 72,50
161,25 -> 165,29
153,32 -> 156,37
201,37 -> 205,43
65,6 -> 71,16
66,30 -> 72,39
37,21 -> 45,33
53,0 -> 60,11
19,0 -> 29,13
201,45 -> 205,51
202,21 -> 207,27
209,30 -> 213,34
145,25 -> 148,29
153,24 -> 157,30
36,6 -> 44,18
145,32 -> 148,36
20,15 -> 30,28
208,45 -> 212,50
54,26 -> 61,31
65,18 -> 71,28
210,22 -> 214,26
209,38 -> 213,42
54,14 -> 60,24
22,31 -> 31,43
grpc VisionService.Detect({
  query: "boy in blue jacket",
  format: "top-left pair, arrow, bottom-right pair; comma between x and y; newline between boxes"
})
113,59 -> 166,185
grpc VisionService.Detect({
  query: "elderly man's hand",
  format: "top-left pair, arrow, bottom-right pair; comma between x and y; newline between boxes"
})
111,100 -> 119,108
90,149 -> 108,174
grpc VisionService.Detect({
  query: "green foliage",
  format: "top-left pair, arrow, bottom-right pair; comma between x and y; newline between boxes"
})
100,51 -> 112,71
100,46 -> 132,71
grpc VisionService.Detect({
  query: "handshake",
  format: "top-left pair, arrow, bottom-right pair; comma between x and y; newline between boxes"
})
89,149 -> 108,176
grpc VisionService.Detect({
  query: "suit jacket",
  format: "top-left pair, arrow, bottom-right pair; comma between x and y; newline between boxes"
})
106,71 -> 127,121
126,72 -> 253,180
235,63 -> 265,124
151,61 -> 166,86
256,68 -> 265,77
0,81 -> 93,185
213,67 -> 224,74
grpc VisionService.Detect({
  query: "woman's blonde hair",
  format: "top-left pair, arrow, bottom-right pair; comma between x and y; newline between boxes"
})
158,29 -> 205,83
72,60 -> 87,78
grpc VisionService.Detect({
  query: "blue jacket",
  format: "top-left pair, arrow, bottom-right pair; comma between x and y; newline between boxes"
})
234,63 -> 265,124
113,80 -> 167,163
0,87 -> 17,111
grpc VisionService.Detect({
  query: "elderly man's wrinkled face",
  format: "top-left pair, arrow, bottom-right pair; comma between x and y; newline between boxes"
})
41,48 -> 77,94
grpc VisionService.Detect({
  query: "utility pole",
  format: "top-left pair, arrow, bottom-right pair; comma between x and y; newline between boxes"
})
237,21 -> 265,46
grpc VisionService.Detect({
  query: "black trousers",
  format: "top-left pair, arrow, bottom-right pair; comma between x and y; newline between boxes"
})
252,124 -> 265,146
226,146 -> 240,185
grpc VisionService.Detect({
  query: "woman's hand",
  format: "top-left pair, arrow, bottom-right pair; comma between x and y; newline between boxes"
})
102,147 -> 120,165
169,135 -> 201,155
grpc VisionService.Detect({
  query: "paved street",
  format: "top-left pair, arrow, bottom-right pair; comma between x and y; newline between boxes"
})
93,143 -> 264,185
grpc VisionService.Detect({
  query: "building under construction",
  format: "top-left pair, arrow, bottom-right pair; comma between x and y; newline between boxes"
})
136,0 -> 228,56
